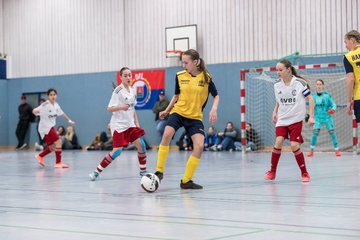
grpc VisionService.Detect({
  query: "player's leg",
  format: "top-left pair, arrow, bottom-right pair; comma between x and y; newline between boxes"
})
325,119 -> 340,156
181,132 -> 204,189
264,136 -> 284,180
289,121 -> 310,182
308,129 -> 320,157
89,147 -> 123,181
54,138 -> 69,168
35,128 -> 58,167
155,114 -> 179,181
131,128 -> 148,176
89,129 -> 127,181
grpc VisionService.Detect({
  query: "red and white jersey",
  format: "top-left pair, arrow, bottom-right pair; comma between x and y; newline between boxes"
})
34,100 -> 64,138
108,83 -> 137,134
274,76 -> 310,127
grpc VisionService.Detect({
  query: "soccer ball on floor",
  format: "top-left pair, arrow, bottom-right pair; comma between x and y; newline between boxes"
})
141,173 -> 160,193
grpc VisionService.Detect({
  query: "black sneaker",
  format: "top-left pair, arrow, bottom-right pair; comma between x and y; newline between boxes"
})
180,180 -> 203,189
154,171 -> 163,181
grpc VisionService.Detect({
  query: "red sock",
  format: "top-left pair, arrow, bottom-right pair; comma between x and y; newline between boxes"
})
270,147 -> 282,172
39,147 -> 52,158
293,148 -> 307,174
96,153 -> 114,173
55,148 -> 62,164
138,152 -> 147,172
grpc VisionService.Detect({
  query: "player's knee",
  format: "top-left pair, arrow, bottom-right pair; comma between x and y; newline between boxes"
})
290,142 -> 300,151
111,148 -> 122,159
139,137 -> 146,152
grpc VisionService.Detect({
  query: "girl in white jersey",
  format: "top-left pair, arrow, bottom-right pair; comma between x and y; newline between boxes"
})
33,88 -> 75,168
89,67 -> 148,181
264,60 -> 315,182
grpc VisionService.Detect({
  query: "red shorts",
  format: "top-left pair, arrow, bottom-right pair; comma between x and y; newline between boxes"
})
43,127 -> 60,145
275,121 -> 304,144
113,127 -> 145,148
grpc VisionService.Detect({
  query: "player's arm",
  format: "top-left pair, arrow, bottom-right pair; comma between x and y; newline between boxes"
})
327,94 -> 337,114
159,95 -> 178,119
272,102 -> 279,123
344,56 -> 354,115
306,95 -> 315,126
108,104 -> 130,112
208,81 -> 219,124
133,110 -> 140,127
62,113 -> 75,125
32,106 -> 41,116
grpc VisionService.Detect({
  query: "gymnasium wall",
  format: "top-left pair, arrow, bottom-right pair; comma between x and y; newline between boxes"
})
4,55 -> 343,148
3,0 -> 125,78
2,0 -> 359,78
0,80 -> 8,145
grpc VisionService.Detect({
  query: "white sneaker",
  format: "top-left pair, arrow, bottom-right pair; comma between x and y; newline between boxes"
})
34,142 -> 44,151
19,143 -> 28,150
89,171 -> 99,181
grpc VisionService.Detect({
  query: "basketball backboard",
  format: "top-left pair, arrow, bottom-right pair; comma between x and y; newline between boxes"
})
165,25 -> 197,58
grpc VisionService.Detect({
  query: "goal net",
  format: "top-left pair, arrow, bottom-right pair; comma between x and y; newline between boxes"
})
241,63 -> 355,152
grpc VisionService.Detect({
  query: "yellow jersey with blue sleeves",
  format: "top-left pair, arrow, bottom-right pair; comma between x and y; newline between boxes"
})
170,70 -> 218,121
344,45 -> 360,100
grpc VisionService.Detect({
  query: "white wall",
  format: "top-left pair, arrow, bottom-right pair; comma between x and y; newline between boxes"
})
124,0 -> 360,69
0,0 -> 3,54
3,0 -> 125,78
2,0 -> 360,78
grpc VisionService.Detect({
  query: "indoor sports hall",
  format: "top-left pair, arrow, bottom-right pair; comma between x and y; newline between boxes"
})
0,1 -> 359,239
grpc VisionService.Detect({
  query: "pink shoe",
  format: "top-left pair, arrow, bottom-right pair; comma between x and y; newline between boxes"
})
307,151 -> 314,157
54,163 -> 69,168
264,170 -> 276,180
335,150 -> 341,157
35,155 -> 45,167
301,172 -> 310,182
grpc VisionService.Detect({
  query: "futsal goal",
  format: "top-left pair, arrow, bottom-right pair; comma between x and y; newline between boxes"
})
240,63 -> 358,152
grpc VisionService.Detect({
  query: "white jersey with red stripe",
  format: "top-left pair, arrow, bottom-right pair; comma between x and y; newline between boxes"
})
34,100 -> 64,138
274,76 -> 310,127
108,83 -> 137,134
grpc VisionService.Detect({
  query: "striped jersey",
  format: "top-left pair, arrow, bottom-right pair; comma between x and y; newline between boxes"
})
170,70 -> 218,121
274,76 -> 311,126
108,83 -> 137,134
34,100 -> 64,138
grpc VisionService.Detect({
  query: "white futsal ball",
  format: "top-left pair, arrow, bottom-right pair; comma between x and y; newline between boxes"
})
141,173 -> 160,193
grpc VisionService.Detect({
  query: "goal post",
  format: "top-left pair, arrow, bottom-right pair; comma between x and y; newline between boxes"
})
240,63 -> 358,152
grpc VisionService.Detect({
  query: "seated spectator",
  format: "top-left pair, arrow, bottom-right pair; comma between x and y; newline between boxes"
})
176,130 -> 193,151
210,121 -> 237,151
204,126 -> 217,151
57,125 -> 66,143
234,122 -> 259,151
87,133 -> 103,151
62,126 -> 82,150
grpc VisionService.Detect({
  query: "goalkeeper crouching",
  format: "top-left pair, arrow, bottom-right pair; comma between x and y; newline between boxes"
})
308,79 -> 340,157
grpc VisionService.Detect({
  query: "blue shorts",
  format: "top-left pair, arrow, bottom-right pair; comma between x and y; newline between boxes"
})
354,100 -> 360,123
166,113 -> 205,137
313,118 -> 334,131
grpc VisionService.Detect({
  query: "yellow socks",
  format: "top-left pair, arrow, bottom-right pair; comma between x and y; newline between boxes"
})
182,155 -> 200,183
156,144 -> 170,173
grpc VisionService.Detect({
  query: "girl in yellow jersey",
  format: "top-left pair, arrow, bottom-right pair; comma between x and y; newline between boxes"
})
344,30 -> 360,123
154,49 -> 220,189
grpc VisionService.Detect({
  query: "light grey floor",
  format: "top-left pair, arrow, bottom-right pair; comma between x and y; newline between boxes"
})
0,149 -> 359,240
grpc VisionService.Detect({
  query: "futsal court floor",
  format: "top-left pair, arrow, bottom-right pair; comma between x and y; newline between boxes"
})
0,149 -> 359,240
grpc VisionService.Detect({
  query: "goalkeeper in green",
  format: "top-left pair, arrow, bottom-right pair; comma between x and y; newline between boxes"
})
308,79 -> 340,157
